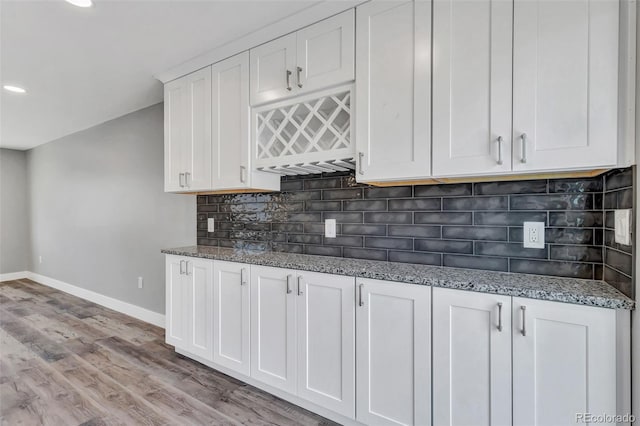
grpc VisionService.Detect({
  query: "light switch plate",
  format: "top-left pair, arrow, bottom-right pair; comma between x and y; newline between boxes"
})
614,209 -> 632,245
207,218 -> 215,232
523,222 -> 545,249
325,219 -> 337,238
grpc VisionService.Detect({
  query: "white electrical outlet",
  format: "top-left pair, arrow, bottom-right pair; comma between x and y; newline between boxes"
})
137,277 -> 144,289
614,209 -> 632,245
325,219 -> 337,238
523,222 -> 545,249
207,218 -> 215,232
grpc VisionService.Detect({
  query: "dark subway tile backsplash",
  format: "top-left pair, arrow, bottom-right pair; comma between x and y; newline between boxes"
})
196,168 -> 635,298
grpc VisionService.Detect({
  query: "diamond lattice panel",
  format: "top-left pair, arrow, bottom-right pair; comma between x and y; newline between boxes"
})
255,89 -> 354,172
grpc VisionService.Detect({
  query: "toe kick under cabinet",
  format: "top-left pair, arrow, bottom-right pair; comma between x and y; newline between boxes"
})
165,255 -> 625,426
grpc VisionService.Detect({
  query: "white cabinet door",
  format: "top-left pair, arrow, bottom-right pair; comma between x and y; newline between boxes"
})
356,278 -> 431,426
512,0 -> 619,171
432,0 -> 512,177
512,298 -> 616,426
250,34 -> 297,106
296,9 -> 355,96
164,78 -> 187,192
183,67 -> 212,191
213,261 -> 250,375
212,52 -> 250,190
432,288 -> 512,426
165,256 -> 189,349
250,266 -> 297,394
185,258 -> 214,361
296,271 -> 355,418
355,1 -> 431,182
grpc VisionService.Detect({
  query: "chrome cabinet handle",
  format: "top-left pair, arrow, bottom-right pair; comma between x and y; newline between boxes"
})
241,268 -> 247,285
520,133 -> 527,163
497,302 -> 503,332
286,70 -> 292,91
240,166 -> 246,183
358,152 -> 364,175
521,306 -> 527,336
179,173 -> 185,188
184,261 -> 190,276
496,136 -> 503,165
286,274 -> 293,294
296,66 -> 303,88
179,260 -> 185,275
185,172 -> 191,187
297,276 -> 303,296
358,283 -> 364,307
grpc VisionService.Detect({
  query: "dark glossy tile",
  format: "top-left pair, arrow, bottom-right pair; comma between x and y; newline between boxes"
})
197,230 -> 207,238
197,213 -> 208,221
198,238 -> 217,246
443,226 -> 507,241
604,230 -> 633,253
475,242 -> 547,259
342,224 -> 387,236
388,225 -> 441,238
304,177 -> 342,190
510,259 -> 594,279
545,228 -> 594,244
364,212 -> 412,224
548,178 -> 602,193
548,211 -> 603,228
303,222 -> 328,234
550,245 -> 603,263
415,239 -> 473,254
304,245 -> 343,257
605,248 -> 633,276
414,183 -> 472,197
365,237 -> 413,250
286,190 -> 322,201
198,205 -> 220,213
305,200 -> 342,211
389,251 -> 442,266
322,188 -> 363,200
415,212 -> 473,225
388,198 -> 441,211
323,235 -> 363,247
604,266 -> 633,298
604,192 -> 617,209
474,211 -> 547,226
280,180 -> 303,191
474,180 -> 547,195
364,186 -> 412,199
604,211 -> 615,229
443,196 -> 507,211
604,167 -> 633,191
343,247 -> 387,261
323,212 -> 363,223
197,195 -> 208,204
287,212 -> 322,222
443,254 -> 508,272
510,194 -> 593,210
271,243 -> 304,253
344,200 -> 387,211
287,234 -> 323,245
244,223 -> 272,231
617,188 -> 634,209
272,223 -> 304,233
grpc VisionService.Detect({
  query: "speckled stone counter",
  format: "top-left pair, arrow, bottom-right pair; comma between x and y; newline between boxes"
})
162,246 -> 634,310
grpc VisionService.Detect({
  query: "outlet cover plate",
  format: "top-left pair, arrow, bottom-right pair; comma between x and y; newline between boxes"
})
614,209 -> 632,245
325,219 -> 337,238
207,218 -> 215,232
523,221 -> 545,249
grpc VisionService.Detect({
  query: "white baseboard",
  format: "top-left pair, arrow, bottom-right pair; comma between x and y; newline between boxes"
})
0,271 -> 28,282
24,272 -> 165,329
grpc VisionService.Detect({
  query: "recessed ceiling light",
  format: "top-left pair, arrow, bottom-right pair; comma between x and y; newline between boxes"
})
65,0 -> 93,7
3,85 -> 26,94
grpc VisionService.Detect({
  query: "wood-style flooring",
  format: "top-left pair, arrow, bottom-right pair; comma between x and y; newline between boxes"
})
0,279 -> 337,425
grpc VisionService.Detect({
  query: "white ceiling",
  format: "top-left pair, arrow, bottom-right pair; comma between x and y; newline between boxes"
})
0,0 -> 324,150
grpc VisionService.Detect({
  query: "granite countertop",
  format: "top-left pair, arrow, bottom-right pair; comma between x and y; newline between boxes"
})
162,246 -> 634,310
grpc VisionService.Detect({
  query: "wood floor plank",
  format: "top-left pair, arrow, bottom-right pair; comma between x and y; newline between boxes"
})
0,280 -> 336,426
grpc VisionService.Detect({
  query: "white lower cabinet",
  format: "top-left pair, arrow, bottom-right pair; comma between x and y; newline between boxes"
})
512,297 -> 616,426
432,288 -> 512,426
356,278 -> 431,426
250,265 -> 356,418
213,260 -> 250,375
165,255 -> 213,361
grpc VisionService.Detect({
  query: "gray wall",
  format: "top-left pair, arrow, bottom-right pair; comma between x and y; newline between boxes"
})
0,148 -> 30,274
27,103 -> 195,314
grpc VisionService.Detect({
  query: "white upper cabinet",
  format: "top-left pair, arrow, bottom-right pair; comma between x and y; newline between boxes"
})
250,10 -> 355,106
164,67 -> 212,192
213,260 -> 251,376
512,0 -> 619,172
432,288 -> 512,426
355,1 -> 431,182
512,298 -> 617,426
212,52 -> 280,191
432,0 -> 513,176
356,278 -> 431,426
